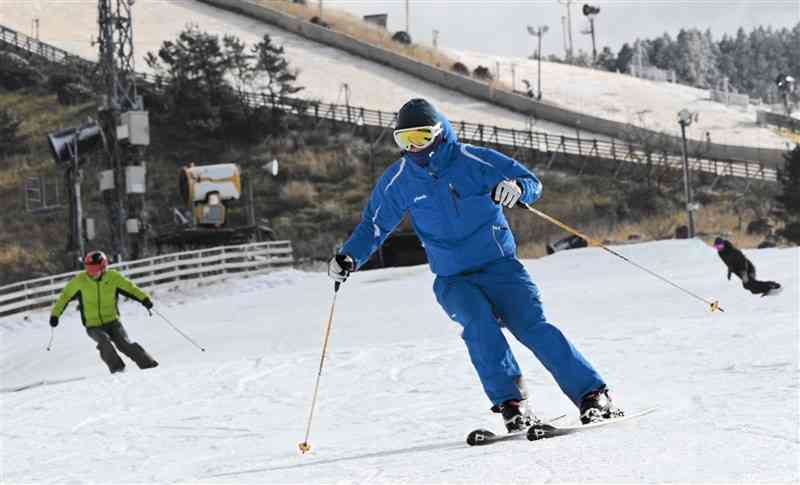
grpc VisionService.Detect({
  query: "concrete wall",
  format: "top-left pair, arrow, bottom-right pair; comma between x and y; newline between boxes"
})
711,90 -> 750,108
758,110 -> 800,132
198,0 -> 787,167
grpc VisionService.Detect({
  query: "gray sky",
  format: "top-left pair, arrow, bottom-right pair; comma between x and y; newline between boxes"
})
327,0 -> 800,58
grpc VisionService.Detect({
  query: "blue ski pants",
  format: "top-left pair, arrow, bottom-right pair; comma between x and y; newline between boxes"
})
433,256 -> 604,407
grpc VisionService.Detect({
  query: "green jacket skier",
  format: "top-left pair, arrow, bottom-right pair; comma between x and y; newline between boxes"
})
50,250 -> 159,373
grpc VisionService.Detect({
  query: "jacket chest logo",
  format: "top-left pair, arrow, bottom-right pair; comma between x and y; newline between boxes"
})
413,194 -> 428,203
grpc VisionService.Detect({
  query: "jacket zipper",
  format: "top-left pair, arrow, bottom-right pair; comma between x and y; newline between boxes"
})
492,225 -> 506,257
95,276 -> 104,324
448,183 -> 461,217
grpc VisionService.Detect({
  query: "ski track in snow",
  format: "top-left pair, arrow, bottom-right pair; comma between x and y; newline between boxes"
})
1,241 -> 798,483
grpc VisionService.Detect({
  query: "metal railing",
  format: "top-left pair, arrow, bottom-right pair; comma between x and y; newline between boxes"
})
0,22 -> 777,182
757,110 -> 800,133
241,92 -> 778,182
0,24 -> 94,69
0,241 -> 294,316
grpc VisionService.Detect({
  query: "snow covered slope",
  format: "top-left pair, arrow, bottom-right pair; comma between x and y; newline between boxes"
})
447,48 -> 793,150
2,0 -> 793,150
0,0 -> 587,137
1,240 -> 797,483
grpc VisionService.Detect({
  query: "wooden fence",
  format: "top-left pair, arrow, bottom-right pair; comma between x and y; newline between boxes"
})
0,241 -> 294,317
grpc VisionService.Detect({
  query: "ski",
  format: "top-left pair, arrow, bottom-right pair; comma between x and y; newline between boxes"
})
466,414 -> 567,446
526,407 -> 658,441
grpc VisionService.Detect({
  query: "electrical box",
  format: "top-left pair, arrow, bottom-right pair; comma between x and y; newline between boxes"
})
126,218 -> 141,234
84,218 -> 96,240
119,111 -> 150,146
126,165 -> 146,194
98,170 -> 115,191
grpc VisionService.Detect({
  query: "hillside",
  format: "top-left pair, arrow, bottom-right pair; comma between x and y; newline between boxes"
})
0,0 -> 589,138
1,240 -> 797,482
449,48 -> 795,151
0,0 -> 792,151
0,80 -> 784,285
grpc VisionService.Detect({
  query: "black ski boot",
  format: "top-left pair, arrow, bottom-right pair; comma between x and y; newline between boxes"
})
579,386 -> 623,424
498,400 -> 536,432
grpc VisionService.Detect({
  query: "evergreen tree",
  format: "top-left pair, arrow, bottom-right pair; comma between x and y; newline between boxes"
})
650,33 -> 675,70
223,35 -> 255,97
615,43 -> 634,73
596,46 -> 617,72
145,26 -> 235,134
717,34 -> 737,90
252,34 -> 304,100
614,22 -> 800,100
777,146 -> 800,221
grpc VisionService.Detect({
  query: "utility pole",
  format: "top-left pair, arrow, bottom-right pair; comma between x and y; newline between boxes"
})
581,4 -> 601,64
432,29 -> 439,48
405,0 -> 410,34
511,63 -> 516,92
97,0 -> 148,261
66,129 -> 86,259
527,25 -> 549,100
678,109 -> 696,238
558,0 -> 574,62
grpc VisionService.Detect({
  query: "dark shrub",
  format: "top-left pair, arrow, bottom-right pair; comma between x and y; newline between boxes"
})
392,31 -> 412,45
451,62 -> 469,75
473,65 -> 493,81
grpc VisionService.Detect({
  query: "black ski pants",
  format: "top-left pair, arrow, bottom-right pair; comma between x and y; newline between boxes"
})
86,321 -> 158,373
737,267 -> 777,295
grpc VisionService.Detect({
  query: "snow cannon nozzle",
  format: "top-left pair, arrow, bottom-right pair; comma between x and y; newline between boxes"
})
298,442 -> 311,454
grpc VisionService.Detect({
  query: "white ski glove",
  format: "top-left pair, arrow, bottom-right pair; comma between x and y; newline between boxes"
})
493,180 -> 523,208
328,254 -> 355,283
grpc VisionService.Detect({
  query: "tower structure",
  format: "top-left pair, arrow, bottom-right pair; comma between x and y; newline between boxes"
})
96,0 -> 149,260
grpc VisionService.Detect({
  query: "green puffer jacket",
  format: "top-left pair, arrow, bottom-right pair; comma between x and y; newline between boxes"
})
51,270 -> 150,327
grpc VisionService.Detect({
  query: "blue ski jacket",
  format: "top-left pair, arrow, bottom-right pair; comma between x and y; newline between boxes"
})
342,111 -> 542,276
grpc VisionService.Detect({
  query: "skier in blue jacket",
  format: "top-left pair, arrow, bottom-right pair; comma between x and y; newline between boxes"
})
328,98 -> 621,430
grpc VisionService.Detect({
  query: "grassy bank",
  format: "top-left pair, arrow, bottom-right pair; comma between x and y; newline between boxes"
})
0,88 -> 781,285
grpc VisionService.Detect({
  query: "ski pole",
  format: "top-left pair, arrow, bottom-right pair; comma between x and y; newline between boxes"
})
299,281 -> 341,454
152,308 -> 206,352
46,327 -> 54,351
519,203 -> 724,313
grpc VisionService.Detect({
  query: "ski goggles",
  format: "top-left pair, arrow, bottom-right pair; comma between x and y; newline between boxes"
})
393,123 -> 443,152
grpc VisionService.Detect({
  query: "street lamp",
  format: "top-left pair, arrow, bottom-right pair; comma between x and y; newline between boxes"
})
581,4 -> 600,64
526,25 -> 549,100
776,73 -> 796,115
677,108 -> 697,238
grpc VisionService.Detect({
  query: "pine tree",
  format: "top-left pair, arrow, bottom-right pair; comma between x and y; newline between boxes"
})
252,34 -> 304,100
596,46 -> 617,72
615,43 -> 634,73
145,26 -> 234,133
777,146 -> 800,221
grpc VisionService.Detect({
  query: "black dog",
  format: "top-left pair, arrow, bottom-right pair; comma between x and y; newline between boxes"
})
714,237 -> 781,296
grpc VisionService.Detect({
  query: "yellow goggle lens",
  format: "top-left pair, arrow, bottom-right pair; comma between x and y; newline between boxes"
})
393,124 -> 442,151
